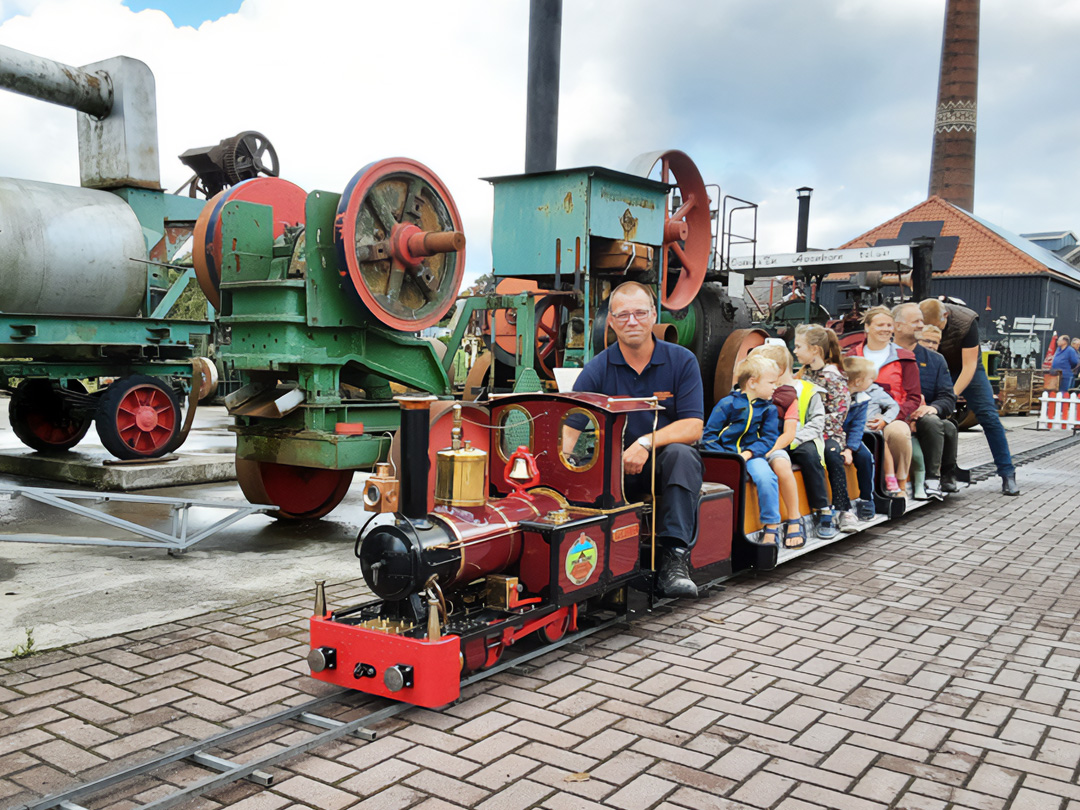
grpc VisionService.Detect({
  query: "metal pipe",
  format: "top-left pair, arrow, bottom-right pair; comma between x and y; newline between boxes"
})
910,236 -> 935,302
397,396 -> 436,525
0,44 -> 112,118
524,0 -> 562,173
795,187 -> 813,253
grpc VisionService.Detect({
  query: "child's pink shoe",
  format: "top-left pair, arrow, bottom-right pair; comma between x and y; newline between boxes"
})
885,475 -> 903,496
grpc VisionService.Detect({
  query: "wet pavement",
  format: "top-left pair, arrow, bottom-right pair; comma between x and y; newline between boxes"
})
1,401 -> 1079,809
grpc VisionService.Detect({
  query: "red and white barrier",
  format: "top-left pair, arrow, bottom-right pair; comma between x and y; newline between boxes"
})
1037,391 -> 1080,430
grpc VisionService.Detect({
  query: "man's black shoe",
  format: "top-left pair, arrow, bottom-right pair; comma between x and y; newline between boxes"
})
657,547 -> 698,598
1001,474 -> 1020,496
940,474 -> 959,493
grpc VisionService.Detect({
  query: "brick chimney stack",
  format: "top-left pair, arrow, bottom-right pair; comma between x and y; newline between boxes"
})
928,0 -> 979,211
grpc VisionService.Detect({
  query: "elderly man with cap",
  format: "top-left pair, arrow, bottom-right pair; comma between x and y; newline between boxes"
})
566,281 -> 705,598
892,303 -> 958,499
919,299 -> 1018,496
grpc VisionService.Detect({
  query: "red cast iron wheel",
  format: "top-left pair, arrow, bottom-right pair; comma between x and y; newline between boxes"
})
192,177 -> 307,309
235,458 -> 354,520
9,379 -> 92,453
96,376 -> 181,460
540,607 -> 572,643
334,157 -> 465,331
627,149 -> 712,310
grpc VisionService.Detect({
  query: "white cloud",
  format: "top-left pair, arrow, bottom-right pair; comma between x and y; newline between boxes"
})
2,0 -> 1079,290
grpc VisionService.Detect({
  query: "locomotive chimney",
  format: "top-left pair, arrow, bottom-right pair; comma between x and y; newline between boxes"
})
927,0 -> 979,211
396,396 -> 436,526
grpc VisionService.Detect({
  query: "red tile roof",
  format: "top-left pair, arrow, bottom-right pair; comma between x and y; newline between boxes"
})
836,196 -> 1077,283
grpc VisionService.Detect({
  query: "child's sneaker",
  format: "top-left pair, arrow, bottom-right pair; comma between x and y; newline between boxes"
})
838,510 -> 860,532
815,509 -> 838,539
856,499 -> 876,521
885,475 -> 903,497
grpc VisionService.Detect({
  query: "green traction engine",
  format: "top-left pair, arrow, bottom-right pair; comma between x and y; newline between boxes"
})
192,159 -> 466,518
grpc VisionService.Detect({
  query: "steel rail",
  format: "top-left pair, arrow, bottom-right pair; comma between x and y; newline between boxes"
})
19,432 -> 1078,810
18,608 -> 640,810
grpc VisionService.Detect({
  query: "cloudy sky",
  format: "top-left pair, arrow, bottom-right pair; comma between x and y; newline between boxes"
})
0,0 -> 1077,287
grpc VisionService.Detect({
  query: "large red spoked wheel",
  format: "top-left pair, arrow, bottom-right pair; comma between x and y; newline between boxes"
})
9,379 -> 92,453
193,177 -> 308,309
534,293 -> 575,379
235,458 -> 354,520
95,375 -> 181,460
335,158 -> 466,331
627,149 -> 712,310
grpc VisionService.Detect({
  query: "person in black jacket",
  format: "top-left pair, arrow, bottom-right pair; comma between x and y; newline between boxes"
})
892,304 -> 958,499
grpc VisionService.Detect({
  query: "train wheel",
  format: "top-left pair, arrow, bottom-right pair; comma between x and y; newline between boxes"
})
335,158 -> 465,331
235,458 -> 354,520
9,379 -> 92,453
540,607 -> 572,643
95,375 -> 181,460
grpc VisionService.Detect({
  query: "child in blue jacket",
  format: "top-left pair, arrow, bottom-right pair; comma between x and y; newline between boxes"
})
702,355 -> 782,545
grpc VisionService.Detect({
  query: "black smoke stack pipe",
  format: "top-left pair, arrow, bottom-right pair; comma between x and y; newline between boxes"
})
525,0 -> 562,173
910,237 -> 935,303
795,187 -> 813,252
397,396 -> 434,526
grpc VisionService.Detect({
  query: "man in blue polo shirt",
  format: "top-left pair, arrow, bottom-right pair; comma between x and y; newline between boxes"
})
570,281 -> 704,597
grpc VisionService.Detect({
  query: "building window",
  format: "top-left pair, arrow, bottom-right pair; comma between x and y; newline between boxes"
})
1050,291 -> 1060,317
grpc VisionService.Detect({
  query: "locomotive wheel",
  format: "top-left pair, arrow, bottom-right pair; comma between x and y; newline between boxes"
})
540,607 -> 572,643
335,158 -> 465,331
95,375 -> 182,460
713,328 -> 770,405
235,458 -> 354,520
627,149 -> 712,310
193,177 -> 308,309
9,379 -> 92,453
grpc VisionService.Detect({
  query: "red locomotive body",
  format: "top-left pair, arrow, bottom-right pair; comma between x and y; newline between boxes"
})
307,393 -> 737,707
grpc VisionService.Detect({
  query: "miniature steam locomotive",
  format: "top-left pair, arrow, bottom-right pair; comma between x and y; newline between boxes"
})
308,394 -> 752,708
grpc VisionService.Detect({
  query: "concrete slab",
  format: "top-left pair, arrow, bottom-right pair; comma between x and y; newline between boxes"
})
0,448 -> 236,490
0,397 -> 239,490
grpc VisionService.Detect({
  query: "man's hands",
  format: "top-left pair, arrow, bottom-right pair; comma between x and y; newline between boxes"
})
623,442 -> 650,475
911,404 -> 938,420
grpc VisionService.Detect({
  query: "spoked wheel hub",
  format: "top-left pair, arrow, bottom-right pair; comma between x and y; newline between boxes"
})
334,158 -> 466,331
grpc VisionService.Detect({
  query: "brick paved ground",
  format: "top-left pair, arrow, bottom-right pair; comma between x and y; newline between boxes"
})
2,427 -> 1079,810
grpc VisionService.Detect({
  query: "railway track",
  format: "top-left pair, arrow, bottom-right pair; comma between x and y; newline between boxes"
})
965,429 -> 1080,482
16,608 -> 644,810
17,430 -> 1077,810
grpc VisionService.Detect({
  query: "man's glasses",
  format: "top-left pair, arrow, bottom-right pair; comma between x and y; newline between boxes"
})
611,309 -> 652,324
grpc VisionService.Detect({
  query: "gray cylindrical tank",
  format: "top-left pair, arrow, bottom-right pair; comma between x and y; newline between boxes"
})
0,177 -> 147,317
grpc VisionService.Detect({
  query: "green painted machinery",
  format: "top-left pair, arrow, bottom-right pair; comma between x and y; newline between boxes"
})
199,159 -> 467,518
